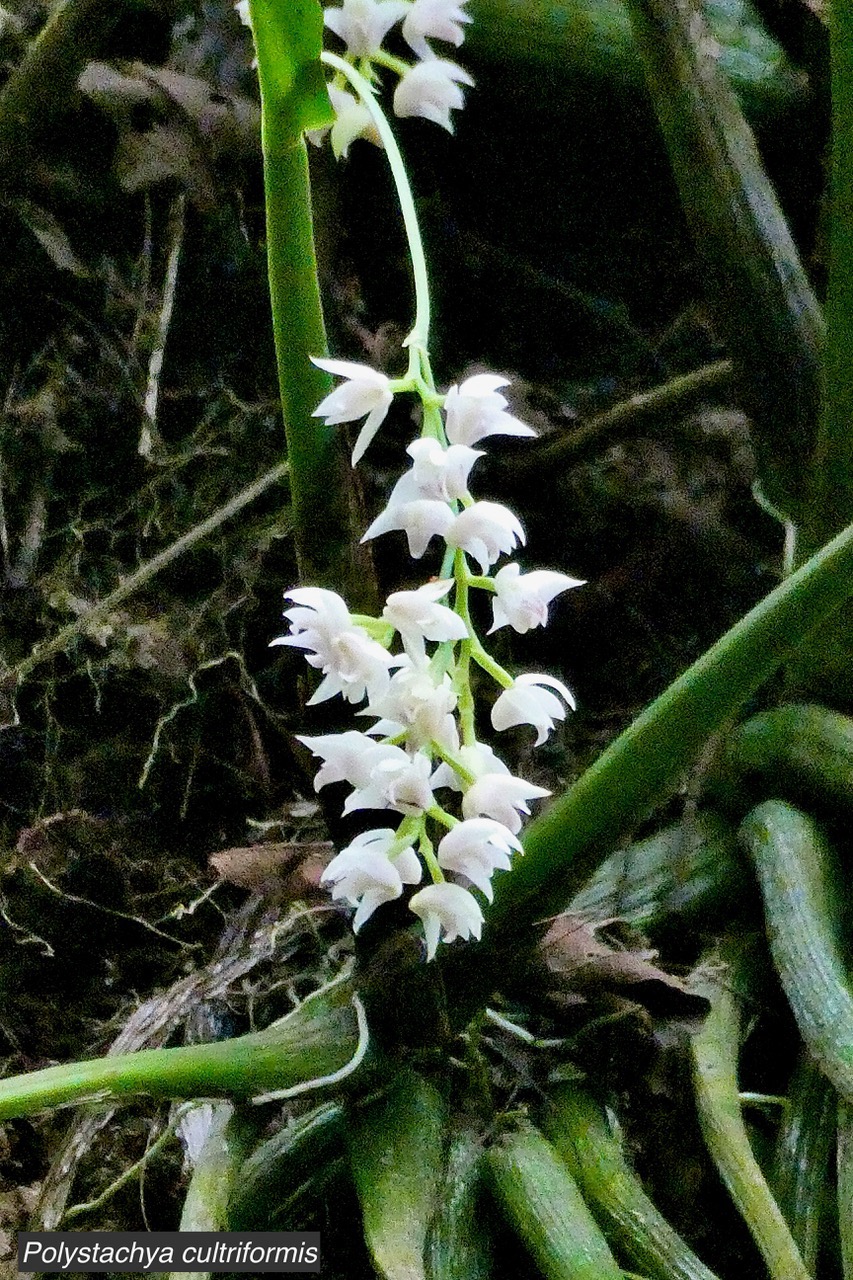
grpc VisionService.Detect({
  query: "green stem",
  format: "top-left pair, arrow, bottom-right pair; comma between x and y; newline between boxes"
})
321,51 -> 431,352
808,0 -> 853,541
453,550 -> 477,744
252,8 -> 376,607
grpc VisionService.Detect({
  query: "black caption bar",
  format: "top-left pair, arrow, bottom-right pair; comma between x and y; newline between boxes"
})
18,1231 -> 321,1273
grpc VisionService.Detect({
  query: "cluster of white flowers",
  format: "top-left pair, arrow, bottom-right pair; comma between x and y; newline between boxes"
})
274,361 -> 584,960
315,0 -> 474,153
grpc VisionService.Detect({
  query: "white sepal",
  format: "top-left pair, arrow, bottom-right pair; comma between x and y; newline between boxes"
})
402,0 -> 471,58
329,85 -> 382,157
273,588 -> 395,706
311,357 -> 393,464
409,882 -> 484,959
343,746 -> 436,815
361,659 -> 459,751
388,437 -> 481,504
324,0 -> 407,56
361,497 -> 454,558
296,729 -> 393,792
320,828 -> 421,931
383,580 -> 467,656
461,772 -> 550,834
430,740 -> 509,791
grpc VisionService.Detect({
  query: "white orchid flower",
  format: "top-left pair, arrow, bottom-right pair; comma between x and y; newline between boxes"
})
343,746 -> 436,815
393,59 -> 474,132
388,437 -> 482,505
362,659 -> 459,750
382,580 -> 468,656
273,587 -> 395,705
327,85 -> 382,158
462,772 -> 551,833
311,357 -> 393,465
402,0 -> 471,58
489,563 -> 586,634
409,882 -> 484,959
443,374 -> 536,446
430,740 -> 509,791
324,0 -> 407,56
321,829 -> 422,931
296,729 -> 396,791
437,818 -> 520,900
491,673 -> 576,746
362,497 -> 454,558
446,501 -> 525,573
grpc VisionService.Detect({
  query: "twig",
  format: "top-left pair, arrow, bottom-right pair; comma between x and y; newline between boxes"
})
4,460 -> 288,688
140,193 -> 186,459
62,1103 -> 195,1222
522,358 -> 733,471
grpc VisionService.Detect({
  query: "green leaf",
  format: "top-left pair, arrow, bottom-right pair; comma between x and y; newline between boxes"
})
249,0 -> 333,141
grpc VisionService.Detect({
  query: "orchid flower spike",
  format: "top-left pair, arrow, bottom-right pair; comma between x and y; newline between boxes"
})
284,39 -> 585,959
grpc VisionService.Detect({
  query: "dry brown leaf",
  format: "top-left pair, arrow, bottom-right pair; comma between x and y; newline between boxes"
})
210,841 -> 331,893
542,913 -> 693,996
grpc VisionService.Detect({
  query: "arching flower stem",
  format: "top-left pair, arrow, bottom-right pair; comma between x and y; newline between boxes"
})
321,51 -> 433,358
